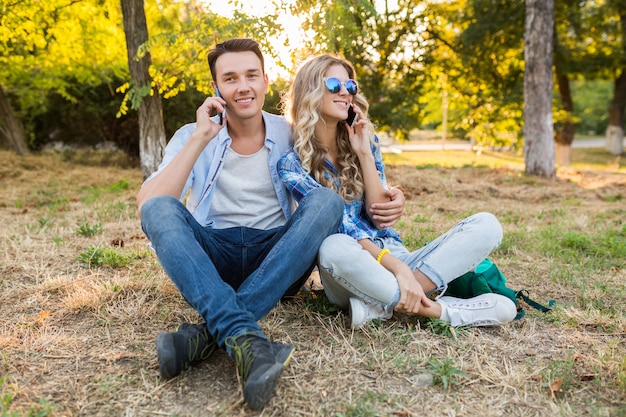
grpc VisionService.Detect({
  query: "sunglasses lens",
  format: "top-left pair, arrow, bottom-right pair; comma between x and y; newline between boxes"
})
325,78 -> 358,95
346,80 -> 358,95
325,78 -> 342,93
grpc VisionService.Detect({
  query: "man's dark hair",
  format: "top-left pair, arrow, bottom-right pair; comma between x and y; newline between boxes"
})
207,38 -> 265,81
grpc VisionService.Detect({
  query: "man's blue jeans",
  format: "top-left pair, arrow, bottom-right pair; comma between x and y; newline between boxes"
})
140,187 -> 343,352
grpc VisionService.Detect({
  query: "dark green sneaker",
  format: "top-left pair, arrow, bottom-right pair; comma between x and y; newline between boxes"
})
156,322 -> 217,380
227,334 -> 295,410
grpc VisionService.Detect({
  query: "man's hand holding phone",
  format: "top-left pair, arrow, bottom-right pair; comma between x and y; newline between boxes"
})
193,95 -> 227,144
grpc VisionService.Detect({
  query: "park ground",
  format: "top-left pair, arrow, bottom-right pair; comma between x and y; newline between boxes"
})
0,147 -> 624,416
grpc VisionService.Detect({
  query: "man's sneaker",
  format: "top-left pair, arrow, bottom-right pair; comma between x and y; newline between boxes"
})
156,322 -> 217,380
227,334 -> 294,410
349,297 -> 393,329
438,293 -> 517,327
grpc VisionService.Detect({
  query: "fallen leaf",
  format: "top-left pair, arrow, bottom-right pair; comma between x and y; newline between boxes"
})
37,310 -> 51,326
547,377 -> 563,397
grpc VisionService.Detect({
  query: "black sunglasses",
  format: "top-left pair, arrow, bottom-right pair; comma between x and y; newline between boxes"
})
324,77 -> 358,95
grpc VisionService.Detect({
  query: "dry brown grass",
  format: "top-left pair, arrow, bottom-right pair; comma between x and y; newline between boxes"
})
0,149 -> 624,417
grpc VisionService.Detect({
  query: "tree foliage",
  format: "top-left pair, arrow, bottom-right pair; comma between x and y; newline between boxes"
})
1,0 -> 624,162
0,0 -> 127,120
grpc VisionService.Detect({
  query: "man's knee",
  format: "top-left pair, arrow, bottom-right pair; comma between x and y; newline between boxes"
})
140,196 -> 185,234
141,196 -> 179,220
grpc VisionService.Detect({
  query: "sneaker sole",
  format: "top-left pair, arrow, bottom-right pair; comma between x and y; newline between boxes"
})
349,297 -> 366,329
275,344 -> 295,366
243,362 -> 285,410
156,332 -> 179,380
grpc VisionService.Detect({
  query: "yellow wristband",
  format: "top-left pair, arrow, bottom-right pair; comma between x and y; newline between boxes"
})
376,248 -> 390,264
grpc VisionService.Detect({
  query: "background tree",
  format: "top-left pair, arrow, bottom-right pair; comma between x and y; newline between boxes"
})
0,0 -> 127,153
120,0 -> 167,179
553,0 -> 579,166
0,86 -> 28,155
524,0 -> 555,177
603,0 -> 626,155
429,0 -> 526,148
555,0 -> 626,157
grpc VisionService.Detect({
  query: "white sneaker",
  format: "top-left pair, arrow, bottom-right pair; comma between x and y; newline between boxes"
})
438,293 -> 517,327
349,297 -> 393,329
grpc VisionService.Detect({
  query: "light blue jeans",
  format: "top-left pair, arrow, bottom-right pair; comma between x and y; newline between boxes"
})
318,212 -> 503,313
140,187 -> 343,353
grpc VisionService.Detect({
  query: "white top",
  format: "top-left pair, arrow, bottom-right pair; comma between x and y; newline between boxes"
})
207,146 -> 285,229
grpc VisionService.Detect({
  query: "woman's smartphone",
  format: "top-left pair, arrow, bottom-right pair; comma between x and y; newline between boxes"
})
346,105 -> 358,127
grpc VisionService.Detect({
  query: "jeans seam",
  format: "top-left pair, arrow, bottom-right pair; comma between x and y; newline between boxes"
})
320,265 -> 398,310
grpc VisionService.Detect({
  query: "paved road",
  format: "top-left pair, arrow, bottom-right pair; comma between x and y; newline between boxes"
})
381,138 -> 613,153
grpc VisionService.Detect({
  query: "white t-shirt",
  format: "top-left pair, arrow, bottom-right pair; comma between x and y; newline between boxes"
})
207,146 -> 285,229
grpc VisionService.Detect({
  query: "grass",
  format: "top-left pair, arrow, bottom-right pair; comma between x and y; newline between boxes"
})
0,148 -> 624,416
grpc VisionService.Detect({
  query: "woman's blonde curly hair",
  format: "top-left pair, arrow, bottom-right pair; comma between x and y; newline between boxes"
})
281,54 -> 376,202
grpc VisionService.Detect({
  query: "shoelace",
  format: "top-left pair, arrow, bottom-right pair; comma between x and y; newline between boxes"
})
225,333 -> 264,382
187,329 -> 215,362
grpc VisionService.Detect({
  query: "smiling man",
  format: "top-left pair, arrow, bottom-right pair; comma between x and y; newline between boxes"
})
136,39 -> 404,410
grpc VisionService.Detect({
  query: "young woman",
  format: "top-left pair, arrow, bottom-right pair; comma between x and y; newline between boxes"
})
278,54 -> 517,329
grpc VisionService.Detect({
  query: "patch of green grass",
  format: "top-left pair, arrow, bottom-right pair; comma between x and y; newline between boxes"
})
542,358 -> 577,397
77,245 -> 145,268
496,209 -> 525,225
107,178 -> 131,193
76,221 -> 102,237
96,201 -> 133,221
81,179 -> 134,204
300,290 -> 340,316
425,357 -> 469,391
494,229 -> 526,255
618,355 -> 626,393
412,213 -> 429,223
1,376 -> 54,417
336,391 -> 389,417
383,147 -> 625,172
425,318 -> 468,338
538,225 -> 625,270
24,185 -> 70,211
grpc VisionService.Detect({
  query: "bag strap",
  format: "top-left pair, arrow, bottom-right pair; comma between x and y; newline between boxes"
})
515,289 -> 555,313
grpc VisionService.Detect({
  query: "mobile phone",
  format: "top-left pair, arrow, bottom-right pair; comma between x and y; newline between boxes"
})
346,105 -> 358,127
215,86 -> 226,125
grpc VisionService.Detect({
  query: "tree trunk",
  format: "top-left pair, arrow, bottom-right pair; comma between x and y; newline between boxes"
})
523,0 -> 555,178
604,6 -> 626,156
606,71 -> 626,155
0,86 -> 29,155
554,69 -> 575,166
121,0 -> 166,179
555,142 -> 571,167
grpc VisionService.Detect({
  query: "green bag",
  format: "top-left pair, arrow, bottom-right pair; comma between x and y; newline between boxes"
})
444,258 -> 553,320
